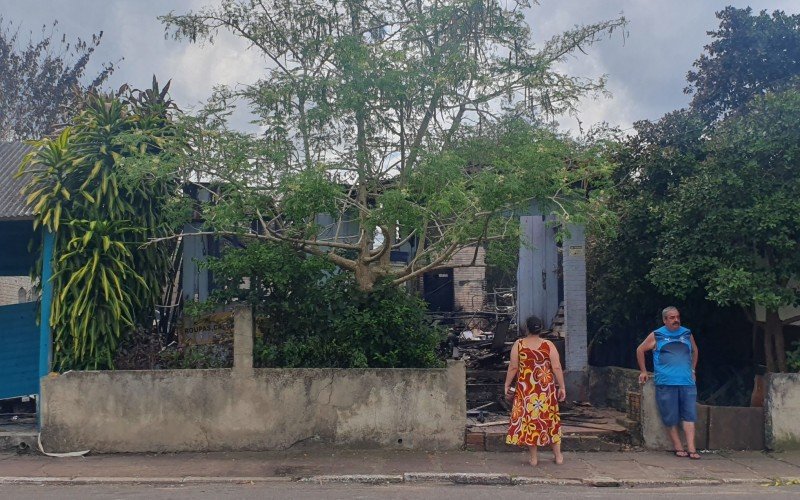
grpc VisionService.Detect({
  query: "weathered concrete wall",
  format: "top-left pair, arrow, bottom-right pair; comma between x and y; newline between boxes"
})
765,373 -> 800,451
641,381 -> 709,450
588,366 -> 641,413
641,381 -> 765,451
708,405 -> 764,450
40,361 -> 466,453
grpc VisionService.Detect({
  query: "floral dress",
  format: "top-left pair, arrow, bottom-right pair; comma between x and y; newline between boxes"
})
506,340 -> 562,447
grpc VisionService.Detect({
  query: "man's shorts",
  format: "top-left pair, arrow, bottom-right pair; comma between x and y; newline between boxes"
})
655,385 -> 697,427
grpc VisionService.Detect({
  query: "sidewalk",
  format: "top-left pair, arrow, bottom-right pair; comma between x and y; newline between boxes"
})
2,449 -> 800,487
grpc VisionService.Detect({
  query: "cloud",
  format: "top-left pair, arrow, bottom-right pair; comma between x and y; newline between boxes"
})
3,0 -> 799,136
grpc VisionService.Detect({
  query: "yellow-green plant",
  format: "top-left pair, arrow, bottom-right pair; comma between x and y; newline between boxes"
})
19,81 -> 181,370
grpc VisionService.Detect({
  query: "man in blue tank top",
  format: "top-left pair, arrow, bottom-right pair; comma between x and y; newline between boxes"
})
636,306 -> 700,459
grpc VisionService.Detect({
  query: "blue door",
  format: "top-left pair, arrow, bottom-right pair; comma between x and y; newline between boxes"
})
0,301 -> 39,400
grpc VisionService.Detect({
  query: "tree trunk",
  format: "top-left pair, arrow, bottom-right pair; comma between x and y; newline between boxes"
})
763,320 -> 776,373
354,261 -> 375,292
768,309 -> 788,372
765,309 -> 787,372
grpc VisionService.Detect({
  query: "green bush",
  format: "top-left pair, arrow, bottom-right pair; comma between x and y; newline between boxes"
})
202,243 -> 445,368
788,341 -> 800,373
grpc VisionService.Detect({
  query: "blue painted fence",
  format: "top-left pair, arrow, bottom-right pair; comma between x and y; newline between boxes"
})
0,301 -> 39,400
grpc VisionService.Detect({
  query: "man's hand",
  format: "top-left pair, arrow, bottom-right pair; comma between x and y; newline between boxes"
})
557,387 -> 566,402
638,371 -> 650,385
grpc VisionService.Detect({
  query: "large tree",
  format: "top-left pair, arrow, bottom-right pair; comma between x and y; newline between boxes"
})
588,6 -> 800,377
649,89 -> 800,373
0,17 -> 115,141
159,0 -> 625,291
685,7 -> 800,121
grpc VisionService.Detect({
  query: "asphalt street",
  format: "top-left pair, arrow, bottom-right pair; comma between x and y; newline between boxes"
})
2,482 -> 800,499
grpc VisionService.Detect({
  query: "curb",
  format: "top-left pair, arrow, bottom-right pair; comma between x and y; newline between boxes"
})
0,476 -> 289,485
300,475 -> 404,484
0,474 -> 787,487
404,472 -> 512,485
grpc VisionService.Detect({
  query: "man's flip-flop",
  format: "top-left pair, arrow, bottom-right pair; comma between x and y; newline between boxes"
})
688,452 -> 701,460
674,450 -> 689,457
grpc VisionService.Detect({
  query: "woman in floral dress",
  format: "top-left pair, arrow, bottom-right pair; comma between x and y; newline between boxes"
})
504,315 -> 566,466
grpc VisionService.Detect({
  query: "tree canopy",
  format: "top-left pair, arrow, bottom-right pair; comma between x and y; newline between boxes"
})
0,17 -> 115,141
649,89 -> 800,372
589,6 -> 800,377
159,0 -> 625,291
685,7 -> 800,121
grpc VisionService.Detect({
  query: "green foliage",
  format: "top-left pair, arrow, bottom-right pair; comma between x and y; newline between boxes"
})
19,82 -> 181,370
649,90 -> 800,312
585,110 -> 753,372
157,344 -> 232,369
788,342 -> 800,373
0,16 -> 115,140
686,7 -> 800,120
159,0 -> 625,292
204,243 -> 444,368
589,7 -> 800,376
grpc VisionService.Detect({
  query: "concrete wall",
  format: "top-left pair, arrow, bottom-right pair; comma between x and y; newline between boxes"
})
641,381 -> 764,451
588,366 -> 640,413
40,361 -> 466,453
765,373 -> 800,450
640,381 -> 709,450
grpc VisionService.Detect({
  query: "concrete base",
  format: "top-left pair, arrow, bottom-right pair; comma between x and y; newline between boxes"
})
0,429 -> 37,452
765,373 -> 800,450
641,381 -> 765,450
468,431 -> 624,452
564,370 -> 589,402
587,366 -> 641,412
641,382 -> 709,450
708,406 -> 764,450
41,361 -> 466,453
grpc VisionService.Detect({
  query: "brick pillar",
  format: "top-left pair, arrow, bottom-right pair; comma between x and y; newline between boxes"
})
563,224 -> 588,400
233,305 -> 253,375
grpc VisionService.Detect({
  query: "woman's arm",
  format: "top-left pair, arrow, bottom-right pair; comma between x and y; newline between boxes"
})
504,340 -> 520,398
548,341 -> 567,402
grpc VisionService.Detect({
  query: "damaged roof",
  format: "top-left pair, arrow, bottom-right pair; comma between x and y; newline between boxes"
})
0,142 -> 35,221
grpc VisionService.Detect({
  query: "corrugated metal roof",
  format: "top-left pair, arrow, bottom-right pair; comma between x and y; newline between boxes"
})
0,142 -> 35,221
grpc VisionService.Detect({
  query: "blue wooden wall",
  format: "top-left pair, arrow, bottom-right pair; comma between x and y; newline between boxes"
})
0,301 -> 39,399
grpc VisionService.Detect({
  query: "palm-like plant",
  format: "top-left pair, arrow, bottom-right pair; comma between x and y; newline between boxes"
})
20,80 -> 181,370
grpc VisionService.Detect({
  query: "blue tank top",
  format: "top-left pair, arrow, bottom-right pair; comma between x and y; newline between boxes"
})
652,326 -> 694,386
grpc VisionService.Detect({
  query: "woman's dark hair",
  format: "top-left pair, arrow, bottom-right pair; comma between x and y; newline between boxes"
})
525,315 -> 544,335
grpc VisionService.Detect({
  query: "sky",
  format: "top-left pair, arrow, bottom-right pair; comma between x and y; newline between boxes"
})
2,0 -> 799,135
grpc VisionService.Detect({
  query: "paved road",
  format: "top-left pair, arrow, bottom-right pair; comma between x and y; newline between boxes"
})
2,482 -> 800,499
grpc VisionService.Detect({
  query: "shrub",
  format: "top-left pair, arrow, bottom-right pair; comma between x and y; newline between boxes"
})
202,243 -> 445,368
788,341 -> 800,373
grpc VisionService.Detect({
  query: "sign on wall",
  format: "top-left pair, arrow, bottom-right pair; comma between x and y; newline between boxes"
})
178,312 -> 234,346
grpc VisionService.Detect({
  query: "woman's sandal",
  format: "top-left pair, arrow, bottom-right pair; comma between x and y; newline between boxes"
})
688,452 -> 701,460
674,450 -> 689,458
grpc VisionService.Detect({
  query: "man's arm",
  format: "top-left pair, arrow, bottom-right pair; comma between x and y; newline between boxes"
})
690,334 -> 699,379
636,332 -> 656,384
